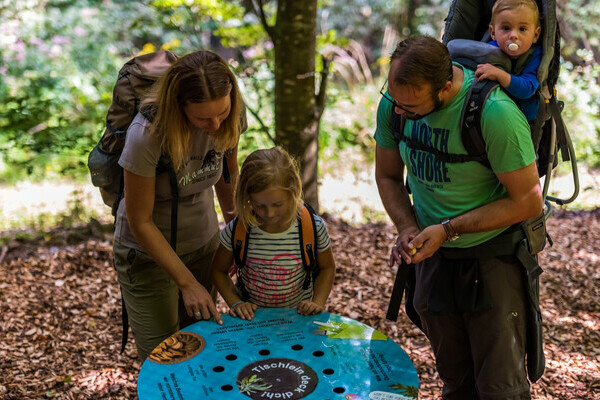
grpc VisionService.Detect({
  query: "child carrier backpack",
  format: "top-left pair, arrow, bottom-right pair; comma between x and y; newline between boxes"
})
392,0 -> 579,206
443,0 -> 579,205
230,203 -> 319,300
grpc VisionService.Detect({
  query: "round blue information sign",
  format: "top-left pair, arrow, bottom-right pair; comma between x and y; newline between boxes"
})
138,308 -> 418,399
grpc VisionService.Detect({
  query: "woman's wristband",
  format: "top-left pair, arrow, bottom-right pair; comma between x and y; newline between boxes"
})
230,301 -> 244,309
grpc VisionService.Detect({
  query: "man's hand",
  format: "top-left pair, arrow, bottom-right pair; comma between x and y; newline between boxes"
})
405,224 -> 447,264
390,226 -> 421,266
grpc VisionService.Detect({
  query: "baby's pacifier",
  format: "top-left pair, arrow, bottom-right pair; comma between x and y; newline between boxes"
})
508,43 -> 519,51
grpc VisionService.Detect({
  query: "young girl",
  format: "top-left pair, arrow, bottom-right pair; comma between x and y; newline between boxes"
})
211,147 -> 336,321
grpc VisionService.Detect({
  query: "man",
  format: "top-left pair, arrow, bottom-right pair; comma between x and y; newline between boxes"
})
374,36 -> 543,399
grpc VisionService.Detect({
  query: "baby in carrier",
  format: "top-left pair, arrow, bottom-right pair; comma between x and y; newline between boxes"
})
475,0 -> 542,122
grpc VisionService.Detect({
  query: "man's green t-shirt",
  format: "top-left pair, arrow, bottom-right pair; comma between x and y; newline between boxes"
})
374,65 -> 536,248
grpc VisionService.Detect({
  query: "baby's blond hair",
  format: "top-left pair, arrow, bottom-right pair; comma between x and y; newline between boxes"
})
491,0 -> 540,27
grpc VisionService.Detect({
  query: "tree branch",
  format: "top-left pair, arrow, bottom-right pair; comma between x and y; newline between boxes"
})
252,0 -> 276,43
244,102 -> 278,146
315,54 -> 331,121
183,4 -> 203,49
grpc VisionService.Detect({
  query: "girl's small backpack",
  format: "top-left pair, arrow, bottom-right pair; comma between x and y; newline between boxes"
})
230,203 -> 319,300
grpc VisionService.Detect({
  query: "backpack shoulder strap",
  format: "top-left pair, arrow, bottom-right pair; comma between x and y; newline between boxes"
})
392,110 -> 406,146
460,78 -> 498,169
155,155 -> 179,250
232,217 -> 249,269
230,216 -> 252,301
299,203 -> 318,290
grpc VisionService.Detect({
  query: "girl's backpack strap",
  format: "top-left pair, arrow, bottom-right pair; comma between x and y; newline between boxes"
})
231,217 -> 251,301
231,217 -> 249,269
299,203 -> 318,289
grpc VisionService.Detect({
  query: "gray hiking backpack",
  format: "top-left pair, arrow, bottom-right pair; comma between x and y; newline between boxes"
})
442,0 -> 579,205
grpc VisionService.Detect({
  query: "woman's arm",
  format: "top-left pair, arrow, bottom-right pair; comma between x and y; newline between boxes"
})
124,169 -> 223,324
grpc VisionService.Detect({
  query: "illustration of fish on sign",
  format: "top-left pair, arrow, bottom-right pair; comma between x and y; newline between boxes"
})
312,320 -> 388,340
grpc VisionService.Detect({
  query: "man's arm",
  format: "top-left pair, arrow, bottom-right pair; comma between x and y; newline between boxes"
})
450,162 -> 542,232
375,144 -> 420,263
408,161 -> 543,263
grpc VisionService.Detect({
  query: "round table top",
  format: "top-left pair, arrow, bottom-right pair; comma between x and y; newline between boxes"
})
138,308 -> 418,399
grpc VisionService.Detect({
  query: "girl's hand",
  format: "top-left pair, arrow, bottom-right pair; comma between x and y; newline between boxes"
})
229,301 -> 258,320
297,300 -> 324,316
180,281 -> 223,325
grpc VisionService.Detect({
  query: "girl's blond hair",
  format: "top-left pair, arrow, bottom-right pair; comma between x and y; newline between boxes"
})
142,51 -> 243,170
236,147 -> 303,230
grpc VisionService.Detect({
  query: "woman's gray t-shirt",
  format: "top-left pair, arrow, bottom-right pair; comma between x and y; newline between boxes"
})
115,113 -> 224,254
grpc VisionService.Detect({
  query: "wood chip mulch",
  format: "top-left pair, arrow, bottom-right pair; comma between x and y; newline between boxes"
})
0,209 -> 598,399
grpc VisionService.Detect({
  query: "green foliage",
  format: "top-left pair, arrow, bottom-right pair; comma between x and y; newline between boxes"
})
319,83 -> 379,164
0,0 -> 598,186
0,1 -> 165,182
557,62 -> 600,168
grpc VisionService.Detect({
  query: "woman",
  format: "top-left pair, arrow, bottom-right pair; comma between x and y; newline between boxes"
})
113,50 -> 246,361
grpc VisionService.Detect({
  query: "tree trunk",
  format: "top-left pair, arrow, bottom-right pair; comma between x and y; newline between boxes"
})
274,0 -> 320,210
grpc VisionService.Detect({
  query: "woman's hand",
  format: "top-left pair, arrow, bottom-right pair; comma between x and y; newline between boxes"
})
229,301 -> 258,320
180,281 -> 223,325
297,300 -> 324,316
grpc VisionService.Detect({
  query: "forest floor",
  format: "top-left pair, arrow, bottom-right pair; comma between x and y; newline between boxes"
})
0,207 -> 599,399
0,160 -> 598,399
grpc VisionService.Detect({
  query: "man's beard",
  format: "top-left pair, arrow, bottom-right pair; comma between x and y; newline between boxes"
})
404,94 -> 445,121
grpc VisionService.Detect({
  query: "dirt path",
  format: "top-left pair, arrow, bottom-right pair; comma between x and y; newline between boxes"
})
1,164 -> 597,231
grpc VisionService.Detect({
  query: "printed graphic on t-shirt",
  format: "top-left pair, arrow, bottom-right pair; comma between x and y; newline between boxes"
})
241,252 -> 309,308
178,150 -> 223,188
405,121 -> 451,187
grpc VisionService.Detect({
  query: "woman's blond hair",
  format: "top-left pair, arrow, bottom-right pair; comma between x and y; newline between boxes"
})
236,147 -> 303,230
142,50 -> 242,170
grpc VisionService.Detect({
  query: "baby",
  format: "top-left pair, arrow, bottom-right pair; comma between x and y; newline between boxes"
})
475,0 -> 542,121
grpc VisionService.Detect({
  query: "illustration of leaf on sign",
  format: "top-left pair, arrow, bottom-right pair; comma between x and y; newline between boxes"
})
312,320 -> 387,340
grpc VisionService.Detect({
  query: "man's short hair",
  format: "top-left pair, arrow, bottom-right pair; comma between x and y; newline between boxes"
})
390,36 -> 453,95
